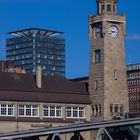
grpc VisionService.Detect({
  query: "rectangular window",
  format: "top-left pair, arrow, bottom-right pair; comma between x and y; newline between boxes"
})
114,70 -> 118,80
114,104 -> 119,113
98,104 -> 101,115
66,106 -> 85,119
79,107 -> 85,117
0,104 -> 14,116
95,49 -> 101,63
43,106 -> 49,116
43,106 -> 62,118
50,106 -> 55,117
101,5 -> 104,14
113,5 -> 116,13
95,80 -> 98,91
110,104 -> 113,113
120,105 -> 124,114
107,4 -> 111,12
18,105 -> 39,117
66,107 -> 72,117
1,105 -> 6,115
73,107 -> 78,117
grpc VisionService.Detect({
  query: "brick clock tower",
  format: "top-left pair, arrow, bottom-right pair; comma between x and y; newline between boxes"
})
88,0 -> 129,121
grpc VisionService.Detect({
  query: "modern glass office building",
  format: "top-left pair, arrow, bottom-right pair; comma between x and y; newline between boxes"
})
6,28 -> 65,76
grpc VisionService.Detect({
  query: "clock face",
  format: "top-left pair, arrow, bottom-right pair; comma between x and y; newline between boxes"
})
108,25 -> 118,38
95,27 -> 101,39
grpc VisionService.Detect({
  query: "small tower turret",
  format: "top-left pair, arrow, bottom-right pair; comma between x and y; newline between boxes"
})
97,0 -> 118,15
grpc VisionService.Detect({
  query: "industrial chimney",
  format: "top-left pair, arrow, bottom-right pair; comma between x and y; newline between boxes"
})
36,66 -> 42,88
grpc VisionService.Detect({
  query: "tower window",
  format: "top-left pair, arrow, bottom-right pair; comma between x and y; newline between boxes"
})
91,105 -> 94,116
101,5 -> 104,14
113,5 -> 116,13
95,104 -> 98,116
107,4 -> 111,12
114,104 -> 119,113
95,49 -> 101,63
120,104 -> 124,114
110,104 -> 113,113
95,80 -> 98,91
98,104 -> 101,115
114,70 -> 118,80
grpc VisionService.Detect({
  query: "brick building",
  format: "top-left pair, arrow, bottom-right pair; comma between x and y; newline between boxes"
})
0,60 -> 25,73
127,64 -> 140,114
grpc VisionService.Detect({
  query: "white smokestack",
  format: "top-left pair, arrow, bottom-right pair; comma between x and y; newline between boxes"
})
36,66 -> 42,88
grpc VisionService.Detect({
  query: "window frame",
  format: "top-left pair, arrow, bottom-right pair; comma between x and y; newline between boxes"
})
43,105 -> 62,118
18,105 -> 39,117
101,4 -> 105,14
114,70 -> 118,80
95,49 -> 101,63
107,4 -> 111,12
66,106 -> 85,119
0,104 -> 14,117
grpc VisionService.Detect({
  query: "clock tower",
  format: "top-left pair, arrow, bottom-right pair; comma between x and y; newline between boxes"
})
89,0 -> 129,121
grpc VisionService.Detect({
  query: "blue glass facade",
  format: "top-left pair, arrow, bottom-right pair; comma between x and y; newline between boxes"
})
6,28 -> 65,76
